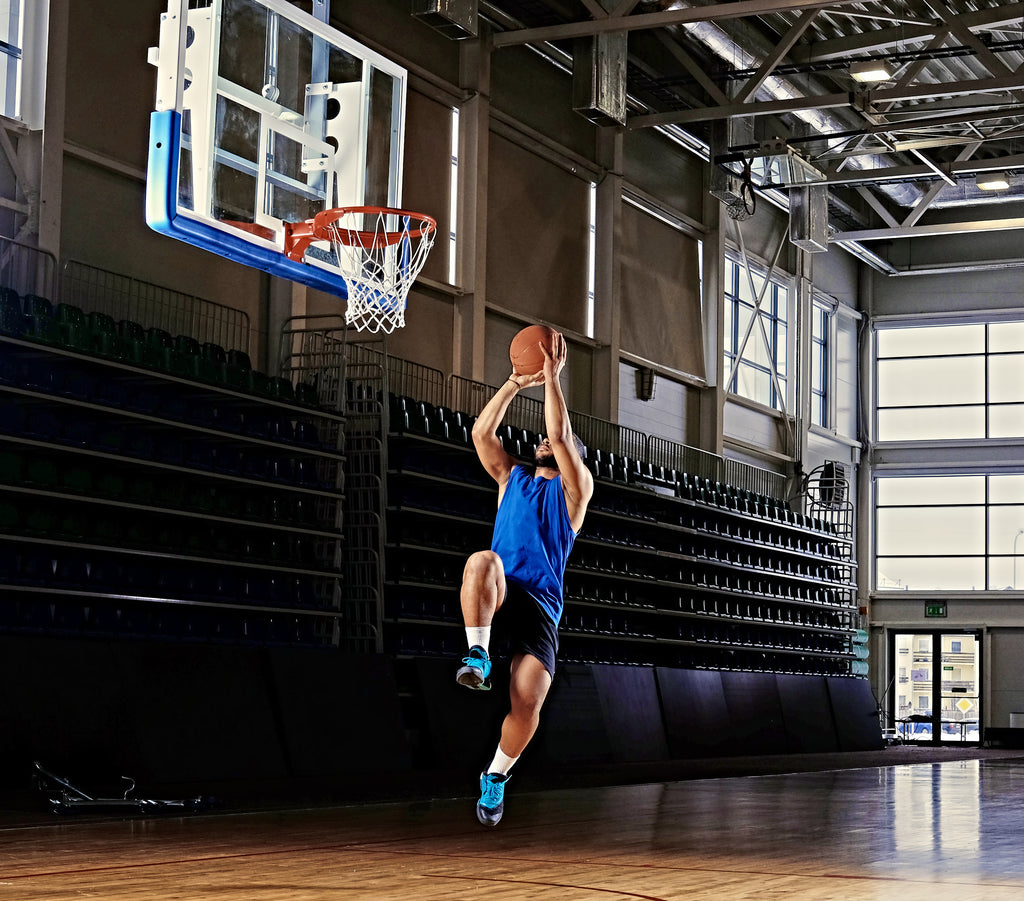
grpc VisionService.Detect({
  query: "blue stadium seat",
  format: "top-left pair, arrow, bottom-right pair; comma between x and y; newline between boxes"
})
23,295 -> 59,344
0,287 -> 24,336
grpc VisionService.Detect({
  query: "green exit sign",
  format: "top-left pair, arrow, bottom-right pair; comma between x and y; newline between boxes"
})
925,602 -> 947,618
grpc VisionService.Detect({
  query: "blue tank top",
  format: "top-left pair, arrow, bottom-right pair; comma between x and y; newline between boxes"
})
490,465 -> 578,625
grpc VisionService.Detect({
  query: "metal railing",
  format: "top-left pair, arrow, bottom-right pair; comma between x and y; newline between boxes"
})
571,410 -> 647,462
61,259 -> 252,354
280,320 -> 795,508
723,456 -> 787,499
0,236 -> 57,300
649,436 -> 723,484
384,354 -> 446,408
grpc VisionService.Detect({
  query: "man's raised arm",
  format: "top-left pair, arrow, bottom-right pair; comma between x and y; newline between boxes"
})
471,369 -> 542,485
540,334 -> 593,531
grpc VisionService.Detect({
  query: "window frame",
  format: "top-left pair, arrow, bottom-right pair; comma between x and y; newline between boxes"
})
0,0 -> 23,121
810,294 -> 833,429
873,316 -> 1024,444
0,0 -> 45,130
873,472 -> 1024,592
723,251 -> 792,413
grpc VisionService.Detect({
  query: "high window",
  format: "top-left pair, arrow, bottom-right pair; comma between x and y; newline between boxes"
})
723,253 -> 790,412
0,0 -> 23,119
875,474 -> 1024,591
811,297 -> 831,428
875,319 -> 1024,442
873,317 -> 1024,593
0,0 -> 44,130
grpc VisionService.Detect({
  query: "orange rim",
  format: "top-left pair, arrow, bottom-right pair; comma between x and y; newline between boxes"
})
313,206 -> 437,249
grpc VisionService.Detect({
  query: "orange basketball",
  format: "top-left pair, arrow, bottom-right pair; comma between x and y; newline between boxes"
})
509,325 -> 558,376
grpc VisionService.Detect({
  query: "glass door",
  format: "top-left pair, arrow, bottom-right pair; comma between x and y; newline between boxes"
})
939,633 -> 981,742
891,631 -> 981,743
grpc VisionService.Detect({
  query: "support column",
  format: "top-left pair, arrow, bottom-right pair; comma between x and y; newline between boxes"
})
699,190 -> 725,456
856,265 -> 874,617
590,126 -> 623,421
38,0 -> 68,257
794,252 -> 814,477
265,277 -> 308,376
452,25 -> 491,382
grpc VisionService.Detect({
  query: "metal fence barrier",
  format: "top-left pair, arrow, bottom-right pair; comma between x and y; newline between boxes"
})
0,236 -> 57,300
62,259 -> 252,354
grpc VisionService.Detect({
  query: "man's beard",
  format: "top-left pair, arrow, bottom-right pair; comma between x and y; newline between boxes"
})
535,448 -> 559,471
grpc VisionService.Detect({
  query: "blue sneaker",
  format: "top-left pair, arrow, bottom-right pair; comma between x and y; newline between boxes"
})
476,772 -> 508,826
456,645 -> 492,690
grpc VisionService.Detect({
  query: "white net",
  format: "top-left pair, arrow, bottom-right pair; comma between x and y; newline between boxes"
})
324,208 -> 437,334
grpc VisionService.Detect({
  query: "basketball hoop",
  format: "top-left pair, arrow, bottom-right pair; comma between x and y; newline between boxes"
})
284,206 -> 436,333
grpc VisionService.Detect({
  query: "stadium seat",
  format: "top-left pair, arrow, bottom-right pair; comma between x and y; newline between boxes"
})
54,303 -> 88,351
23,295 -> 59,344
0,287 -> 24,336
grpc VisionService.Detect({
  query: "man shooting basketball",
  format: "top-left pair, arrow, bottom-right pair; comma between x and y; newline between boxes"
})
455,329 -> 593,827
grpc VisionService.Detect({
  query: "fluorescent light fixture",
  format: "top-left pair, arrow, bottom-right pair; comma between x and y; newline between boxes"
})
850,60 -> 894,83
975,172 -> 1011,191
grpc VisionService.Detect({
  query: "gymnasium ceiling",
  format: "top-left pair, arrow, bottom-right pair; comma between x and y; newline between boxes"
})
470,0 -> 1024,268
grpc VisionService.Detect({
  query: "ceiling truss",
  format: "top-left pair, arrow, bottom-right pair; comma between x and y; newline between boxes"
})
472,0 -> 1024,255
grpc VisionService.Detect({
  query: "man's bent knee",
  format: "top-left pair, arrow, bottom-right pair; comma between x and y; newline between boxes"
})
464,550 -> 503,579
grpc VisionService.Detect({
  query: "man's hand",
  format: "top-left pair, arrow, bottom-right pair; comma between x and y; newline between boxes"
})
539,330 -> 566,381
510,369 -> 545,390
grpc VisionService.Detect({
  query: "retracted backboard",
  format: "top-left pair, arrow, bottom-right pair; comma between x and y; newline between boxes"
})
146,0 -> 407,297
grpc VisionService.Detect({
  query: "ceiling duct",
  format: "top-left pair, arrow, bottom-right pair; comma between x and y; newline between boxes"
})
790,185 -> 829,252
412,0 -> 479,39
573,31 -> 628,125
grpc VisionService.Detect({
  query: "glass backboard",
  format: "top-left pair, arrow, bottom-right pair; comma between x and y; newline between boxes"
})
146,0 -> 407,298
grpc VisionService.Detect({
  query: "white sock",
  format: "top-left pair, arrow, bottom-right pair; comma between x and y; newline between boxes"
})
487,745 -> 519,776
465,626 -> 490,654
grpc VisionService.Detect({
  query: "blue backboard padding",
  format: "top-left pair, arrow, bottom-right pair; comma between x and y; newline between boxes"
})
145,110 -> 348,299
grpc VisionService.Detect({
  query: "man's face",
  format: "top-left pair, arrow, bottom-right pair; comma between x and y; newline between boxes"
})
535,437 -> 558,470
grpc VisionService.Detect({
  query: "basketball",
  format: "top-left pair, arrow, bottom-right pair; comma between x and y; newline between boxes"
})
509,325 -> 558,375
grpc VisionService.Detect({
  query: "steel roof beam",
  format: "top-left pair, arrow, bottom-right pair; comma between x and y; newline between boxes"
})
788,1 -> 1024,63
490,0 -> 868,46
833,217 -> 1024,242
629,70 -> 1024,128
735,9 -> 820,103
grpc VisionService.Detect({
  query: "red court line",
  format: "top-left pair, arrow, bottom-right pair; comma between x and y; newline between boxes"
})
4,842 -> 1023,892
423,872 -> 668,900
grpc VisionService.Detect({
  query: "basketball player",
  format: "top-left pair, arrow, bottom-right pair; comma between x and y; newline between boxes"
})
455,330 -> 593,826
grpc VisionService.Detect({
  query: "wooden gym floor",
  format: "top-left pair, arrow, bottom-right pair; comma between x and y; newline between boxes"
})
2,748 -> 1023,900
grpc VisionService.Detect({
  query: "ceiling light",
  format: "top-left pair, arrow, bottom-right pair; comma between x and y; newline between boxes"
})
850,60 -> 894,83
975,172 -> 1011,191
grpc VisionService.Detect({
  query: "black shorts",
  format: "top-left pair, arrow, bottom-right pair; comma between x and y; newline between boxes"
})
494,581 -> 559,678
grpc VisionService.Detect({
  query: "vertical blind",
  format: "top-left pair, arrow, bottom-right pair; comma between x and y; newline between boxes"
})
620,204 -> 704,380
486,134 -> 590,335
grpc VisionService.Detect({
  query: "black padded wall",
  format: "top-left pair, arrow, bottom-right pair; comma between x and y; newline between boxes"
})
827,676 -> 885,751
658,668 -> 734,758
110,642 -> 288,785
592,664 -> 670,763
0,636 -> 137,784
777,672 -> 841,753
267,649 -> 410,778
721,671 -> 789,756
0,638 -> 415,792
534,663 -> 614,766
412,657 -> 507,771
0,638 -> 881,797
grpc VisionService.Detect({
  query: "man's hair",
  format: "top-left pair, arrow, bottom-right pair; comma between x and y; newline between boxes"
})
537,433 -> 587,460
533,433 -> 586,471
